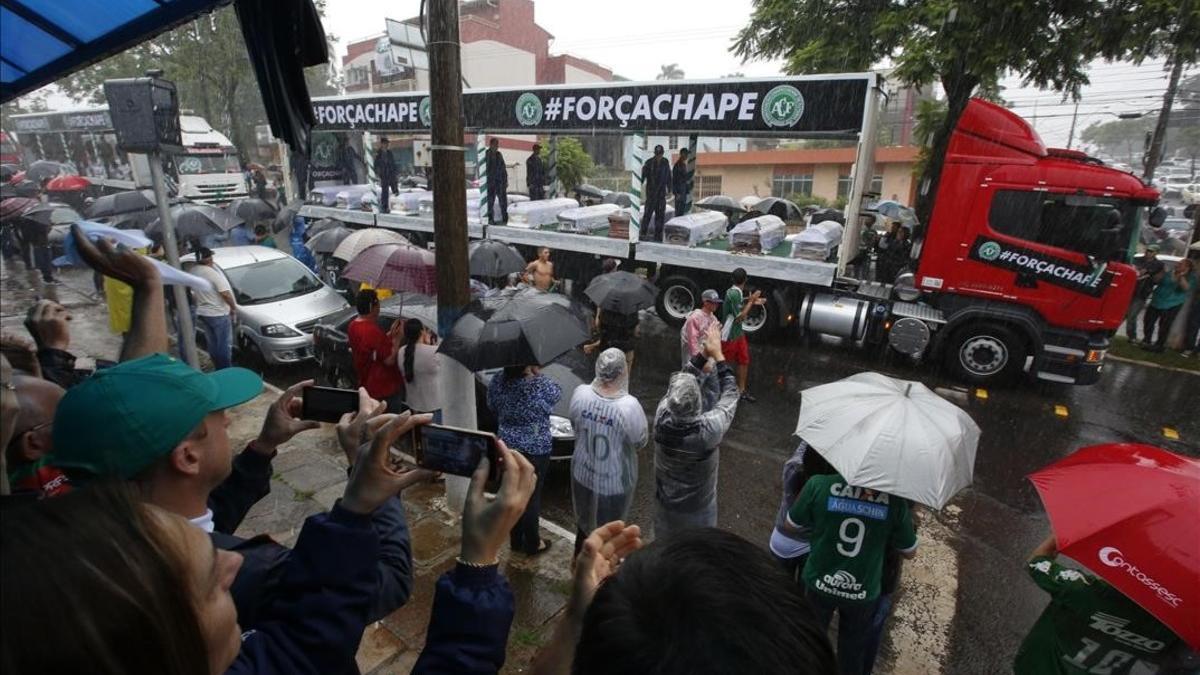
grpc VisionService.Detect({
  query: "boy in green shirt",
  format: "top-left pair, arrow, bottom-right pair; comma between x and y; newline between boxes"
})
788,471 -> 918,675
719,267 -> 763,402
1014,533 -> 1181,674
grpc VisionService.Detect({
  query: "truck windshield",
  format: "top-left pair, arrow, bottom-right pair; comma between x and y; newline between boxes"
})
225,257 -> 323,305
176,153 -> 240,175
987,190 -> 1134,261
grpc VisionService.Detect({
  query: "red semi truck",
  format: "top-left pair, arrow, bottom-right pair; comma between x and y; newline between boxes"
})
648,98 -> 1161,386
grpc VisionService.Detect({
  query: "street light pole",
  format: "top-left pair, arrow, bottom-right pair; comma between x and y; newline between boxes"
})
428,0 -> 475,512
148,151 -> 200,367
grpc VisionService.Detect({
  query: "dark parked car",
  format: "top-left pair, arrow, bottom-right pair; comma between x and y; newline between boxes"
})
311,295 -> 585,459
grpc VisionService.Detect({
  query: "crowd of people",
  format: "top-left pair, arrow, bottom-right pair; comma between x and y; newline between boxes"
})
2,223 -> 1197,675
1126,245 -> 1200,356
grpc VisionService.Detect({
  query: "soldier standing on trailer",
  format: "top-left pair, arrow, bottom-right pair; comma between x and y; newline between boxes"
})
527,143 -> 546,201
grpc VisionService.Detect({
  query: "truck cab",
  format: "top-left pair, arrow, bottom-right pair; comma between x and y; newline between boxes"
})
169,115 -> 247,205
914,99 -> 1160,384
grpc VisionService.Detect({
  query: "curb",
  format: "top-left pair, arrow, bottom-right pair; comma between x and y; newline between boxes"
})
1107,353 -> 1200,377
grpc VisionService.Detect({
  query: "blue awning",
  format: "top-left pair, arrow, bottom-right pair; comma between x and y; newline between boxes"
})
1,0 -> 230,103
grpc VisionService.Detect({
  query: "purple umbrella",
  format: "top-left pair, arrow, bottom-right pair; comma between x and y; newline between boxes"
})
341,242 -> 437,295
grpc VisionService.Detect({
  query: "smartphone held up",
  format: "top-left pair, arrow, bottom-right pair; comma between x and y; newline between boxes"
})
414,424 -> 501,484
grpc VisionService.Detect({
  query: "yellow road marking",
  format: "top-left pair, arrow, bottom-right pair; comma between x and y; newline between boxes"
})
1163,427 -> 1180,440
1054,405 -> 1069,418
974,388 -> 988,400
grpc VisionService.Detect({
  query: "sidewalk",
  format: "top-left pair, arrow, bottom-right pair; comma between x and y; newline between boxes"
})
1,264 -> 574,674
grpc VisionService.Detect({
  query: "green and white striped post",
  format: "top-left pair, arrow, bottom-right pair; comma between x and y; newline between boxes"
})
363,133 -> 377,186
626,132 -> 647,241
683,134 -> 699,215
547,134 -> 559,199
476,134 -> 489,222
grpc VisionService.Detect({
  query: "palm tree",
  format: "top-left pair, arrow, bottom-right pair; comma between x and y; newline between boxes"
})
657,63 -> 685,80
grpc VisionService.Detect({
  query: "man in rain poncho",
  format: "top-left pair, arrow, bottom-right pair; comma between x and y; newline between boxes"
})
568,348 -> 648,557
653,325 -> 739,539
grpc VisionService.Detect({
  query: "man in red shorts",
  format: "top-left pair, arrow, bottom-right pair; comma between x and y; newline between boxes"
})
721,267 -> 763,402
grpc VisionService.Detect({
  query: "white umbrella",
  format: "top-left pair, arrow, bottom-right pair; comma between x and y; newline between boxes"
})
794,372 -> 980,510
331,228 -> 410,262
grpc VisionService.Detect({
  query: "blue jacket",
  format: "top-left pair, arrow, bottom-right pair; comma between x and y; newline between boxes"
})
209,448 -> 414,633
227,504 -> 378,674
642,155 -> 671,201
413,564 -> 515,674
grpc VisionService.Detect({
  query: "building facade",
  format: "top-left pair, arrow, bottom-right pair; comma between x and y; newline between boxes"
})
692,146 -> 920,205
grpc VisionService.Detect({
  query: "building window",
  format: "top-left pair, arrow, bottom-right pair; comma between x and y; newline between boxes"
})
837,173 -> 852,199
871,174 -> 884,195
695,175 -> 722,199
773,174 -> 813,198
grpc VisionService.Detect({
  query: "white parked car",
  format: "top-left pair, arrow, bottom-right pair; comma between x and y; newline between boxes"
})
182,246 -> 350,364
1181,182 -> 1200,205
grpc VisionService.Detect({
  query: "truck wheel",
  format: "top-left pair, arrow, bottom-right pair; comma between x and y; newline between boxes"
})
945,324 -> 1026,384
656,275 -> 699,326
742,293 -> 778,342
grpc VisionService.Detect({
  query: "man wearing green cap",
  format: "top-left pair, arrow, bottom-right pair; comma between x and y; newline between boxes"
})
50,354 -> 424,627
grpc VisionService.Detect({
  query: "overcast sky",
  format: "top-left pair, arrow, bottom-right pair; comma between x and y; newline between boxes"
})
16,0 -> 1193,150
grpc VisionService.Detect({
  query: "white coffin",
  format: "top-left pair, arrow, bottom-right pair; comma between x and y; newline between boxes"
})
786,221 -> 844,260
396,190 -> 429,215
506,198 -> 580,228
558,203 -> 622,233
730,214 -> 787,254
662,210 -> 727,247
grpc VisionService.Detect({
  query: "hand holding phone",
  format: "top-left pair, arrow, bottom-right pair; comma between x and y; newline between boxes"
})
301,385 -> 361,424
414,424 -> 499,481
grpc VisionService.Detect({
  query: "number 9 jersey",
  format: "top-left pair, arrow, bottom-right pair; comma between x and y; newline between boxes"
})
787,473 -> 918,605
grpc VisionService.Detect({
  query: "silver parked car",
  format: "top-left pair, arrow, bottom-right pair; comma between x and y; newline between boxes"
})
183,246 -> 350,364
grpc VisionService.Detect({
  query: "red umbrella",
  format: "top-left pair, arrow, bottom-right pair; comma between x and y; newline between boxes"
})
1029,443 -> 1200,649
342,242 -> 437,295
9,171 -> 25,184
0,197 -> 39,221
45,175 -> 91,191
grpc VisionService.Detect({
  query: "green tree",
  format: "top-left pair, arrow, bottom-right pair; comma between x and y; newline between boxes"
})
550,138 -> 594,191
657,63 -> 685,80
732,0 -> 1180,225
1080,115 -> 1157,165
55,3 -> 339,161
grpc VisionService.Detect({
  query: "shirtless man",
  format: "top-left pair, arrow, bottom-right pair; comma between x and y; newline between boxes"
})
525,247 -> 555,291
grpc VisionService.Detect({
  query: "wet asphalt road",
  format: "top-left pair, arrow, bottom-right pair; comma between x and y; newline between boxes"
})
259,311 -> 1198,674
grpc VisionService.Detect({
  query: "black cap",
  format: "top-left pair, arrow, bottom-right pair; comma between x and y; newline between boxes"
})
197,246 -> 215,260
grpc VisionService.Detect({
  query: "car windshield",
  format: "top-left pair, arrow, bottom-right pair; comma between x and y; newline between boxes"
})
224,257 -> 323,305
176,152 -> 240,175
1162,219 -> 1191,231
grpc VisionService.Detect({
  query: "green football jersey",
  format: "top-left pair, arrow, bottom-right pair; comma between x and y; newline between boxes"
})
788,473 -> 917,605
1013,556 -> 1179,675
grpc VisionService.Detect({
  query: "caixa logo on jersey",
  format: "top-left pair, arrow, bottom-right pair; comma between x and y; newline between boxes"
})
968,236 -> 1113,297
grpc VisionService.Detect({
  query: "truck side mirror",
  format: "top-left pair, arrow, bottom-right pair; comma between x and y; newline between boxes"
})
1148,206 -> 1167,228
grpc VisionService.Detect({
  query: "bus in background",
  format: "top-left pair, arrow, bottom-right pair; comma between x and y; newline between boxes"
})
0,130 -> 21,166
7,108 -> 248,205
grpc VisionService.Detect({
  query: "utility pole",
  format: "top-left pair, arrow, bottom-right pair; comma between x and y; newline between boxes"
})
1066,101 -> 1080,149
428,0 -> 474,512
1143,43 -> 1187,180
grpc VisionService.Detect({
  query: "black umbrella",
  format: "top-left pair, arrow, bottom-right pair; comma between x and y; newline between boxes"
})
584,271 -> 659,314
751,197 -> 803,222
275,198 -> 304,233
601,191 -> 636,208
227,197 -> 277,224
86,190 -> 158,219
439,290 -> 590,370
305,225 -> 353,255
26,161 -> 72,184
695,195 -> 746,218
1,181 -> 40,199
468,239 -> 526,277
21,203 -> 82,227
147,203 -> 243,240
306,217 -> 344,238
0,164 -> 19,182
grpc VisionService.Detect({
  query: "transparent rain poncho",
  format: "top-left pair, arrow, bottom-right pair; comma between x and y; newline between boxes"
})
652,358 -> 739,538
568,348 -> 648,534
